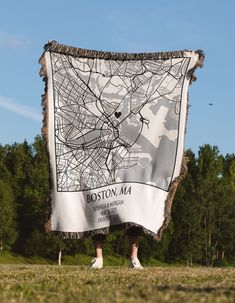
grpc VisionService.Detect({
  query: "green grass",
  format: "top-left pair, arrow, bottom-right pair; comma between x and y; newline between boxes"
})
0,252 -> 171,267
0,252 -> 54,265
0,252 -> 129,266
0,265 -> 234,303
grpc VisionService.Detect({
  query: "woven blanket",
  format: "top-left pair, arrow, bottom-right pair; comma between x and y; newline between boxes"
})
40,41 -> 204,239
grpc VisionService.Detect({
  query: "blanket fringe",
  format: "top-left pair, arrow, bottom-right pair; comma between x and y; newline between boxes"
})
39,55 -> 49,144
155,154 -> 189,240
44,218 -> 52,233
39,53 -> 54,228
41,40 -> 195,61
187,49 -> 205,82
48,222 -> 157,240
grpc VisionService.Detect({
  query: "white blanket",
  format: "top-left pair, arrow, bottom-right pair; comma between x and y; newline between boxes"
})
40,41 -> 204,239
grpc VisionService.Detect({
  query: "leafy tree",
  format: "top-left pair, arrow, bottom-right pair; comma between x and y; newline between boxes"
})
0,137 -> 234,266
169,150 -> 204,265
0,180 -> 17,251
6,141 -> 34,253
213,154 -> 235,264
0,145 -> 11,181
196,145 -> 224,266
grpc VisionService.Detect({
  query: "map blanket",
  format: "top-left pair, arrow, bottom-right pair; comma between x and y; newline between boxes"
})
40,41 -> 204,239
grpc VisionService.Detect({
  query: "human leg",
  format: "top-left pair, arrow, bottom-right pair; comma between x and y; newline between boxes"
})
126,227 -> 143,269
89,234 -> 106,269
94,234 -> 105,258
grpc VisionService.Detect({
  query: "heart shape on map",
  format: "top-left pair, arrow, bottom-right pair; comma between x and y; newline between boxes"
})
114,112 -> 122,118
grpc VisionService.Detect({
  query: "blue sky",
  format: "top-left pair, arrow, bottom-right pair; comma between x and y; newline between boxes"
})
0,0 -> 234,155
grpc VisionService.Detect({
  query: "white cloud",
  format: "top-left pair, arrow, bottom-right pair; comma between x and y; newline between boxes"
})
0,96 -> 41,122
0,31 -> 31,48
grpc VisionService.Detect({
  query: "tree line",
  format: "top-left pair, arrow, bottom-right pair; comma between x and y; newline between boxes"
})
0,136 -> 234,266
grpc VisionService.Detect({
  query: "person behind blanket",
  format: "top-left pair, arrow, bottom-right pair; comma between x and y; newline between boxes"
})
90,226 -> 143,269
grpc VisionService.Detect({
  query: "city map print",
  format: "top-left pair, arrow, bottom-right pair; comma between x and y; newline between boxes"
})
51,52 -> 190,192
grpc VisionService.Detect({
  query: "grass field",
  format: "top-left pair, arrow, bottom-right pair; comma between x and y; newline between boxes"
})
0,265 -> 234,303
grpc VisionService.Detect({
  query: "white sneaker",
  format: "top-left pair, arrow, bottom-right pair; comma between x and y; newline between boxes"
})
129,257 -> 144,269
89,257 -> 103,269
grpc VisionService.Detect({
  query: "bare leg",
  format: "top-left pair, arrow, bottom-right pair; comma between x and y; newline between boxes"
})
129,235 -> 140,258
90,234 -> 106,269
127,227 -> 143,269
94,238 -> 104,258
